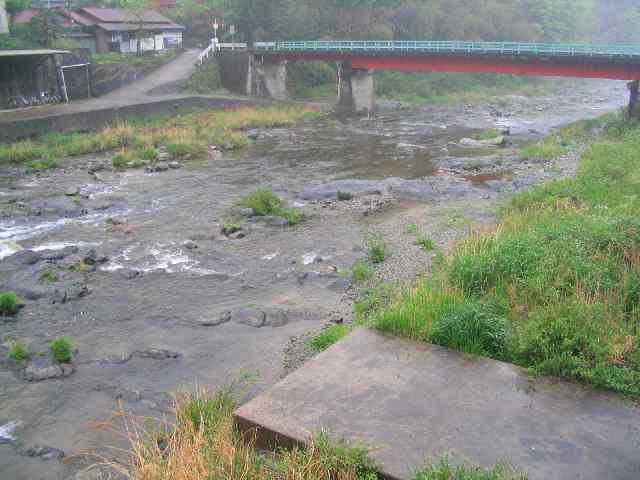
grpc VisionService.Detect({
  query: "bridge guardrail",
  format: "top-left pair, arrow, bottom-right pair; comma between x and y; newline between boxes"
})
252,41 -> 640,60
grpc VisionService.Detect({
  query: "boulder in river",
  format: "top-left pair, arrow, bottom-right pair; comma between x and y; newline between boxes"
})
23,363 -> 74,382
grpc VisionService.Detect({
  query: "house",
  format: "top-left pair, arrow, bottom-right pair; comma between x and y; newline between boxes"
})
13,7 -> 183,54
1,0 -> 8,34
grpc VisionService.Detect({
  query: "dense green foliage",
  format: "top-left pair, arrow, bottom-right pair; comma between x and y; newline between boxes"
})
373,113 -> 640,397
50,337 -> 74,364
8,340 -> 30,362
309,324 -> 352,351
185,62 -> 223,94
0,292 -> 20,316
236,188 -> 304,225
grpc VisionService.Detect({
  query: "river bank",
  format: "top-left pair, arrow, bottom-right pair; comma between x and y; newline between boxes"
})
0,79 -> 627,480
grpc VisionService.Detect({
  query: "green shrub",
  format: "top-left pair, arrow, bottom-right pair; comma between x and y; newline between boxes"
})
337,191 -> 354,201
139,147 -> 159,161
416,236 -> 435,251
112,151 -> 135,169
308,324 -> 351,351
236,188 -> 303,225
366,233 -> 389,264
431,303 -> 508,359
352,260 -> 374,283
50,337 -> 73,364
25,158 -> 59,171
8,340 -> 30,362
185,62 -> 223,94
0,292 -> 20,316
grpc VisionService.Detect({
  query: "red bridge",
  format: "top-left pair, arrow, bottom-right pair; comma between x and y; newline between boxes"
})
248,41 -> 640,114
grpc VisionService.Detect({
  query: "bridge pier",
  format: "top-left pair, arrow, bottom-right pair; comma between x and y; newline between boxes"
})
249,57 -> 288,101
628,81 -> 640,118
338,65 -> 375,116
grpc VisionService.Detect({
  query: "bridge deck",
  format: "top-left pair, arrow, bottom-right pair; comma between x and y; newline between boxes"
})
253,41 -> 640,61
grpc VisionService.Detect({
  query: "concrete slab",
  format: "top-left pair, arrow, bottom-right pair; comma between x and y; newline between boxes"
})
235,328 -> 640,480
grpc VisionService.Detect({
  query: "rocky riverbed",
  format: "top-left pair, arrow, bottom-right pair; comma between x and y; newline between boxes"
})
0,79 -> 627,480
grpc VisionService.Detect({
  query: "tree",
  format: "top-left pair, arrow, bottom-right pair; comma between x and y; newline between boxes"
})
30,9 -> 63,47
120,0 -> 151,55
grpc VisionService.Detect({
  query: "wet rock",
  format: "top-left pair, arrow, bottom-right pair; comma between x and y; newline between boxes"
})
249,215 -> 290,228
300,180 -> 384,201
51,283 -> 90,304
24,363 -> 74,382
146,162 -> 170,173
228,231 -> 246,240
198,311 -> 231,327
247,129 -> 261,140
263,309 -> 289,327
113,388 -> 141,402
39,246 -> 79,261
233,308 -> 266,328
117,269 -> 141,280
19,445 -> 65,461
135,348 -> 181,360
229,207 -> 255,218
2,250 -> 41,268
65,187 -> 80,196
88,161 -> 110,174
168,161 -> 181,169
183,240 -> 198,250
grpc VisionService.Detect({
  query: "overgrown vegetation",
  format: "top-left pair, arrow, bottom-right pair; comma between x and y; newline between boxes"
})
352,260 -> 374,283
91,51 -> 179,66
7,340 -> 30,362
122,387 -> 380,480
309,324 -> 352,351
520,135 -> 567,161
366,233 -> 390,264
185,62 -> 223,94
372,112 -> 640,397
0,292 -> 20,316
50,337 -> 73,364
414,457 -> 527,480
236,188 -> 304,225
0,105 -> 320,168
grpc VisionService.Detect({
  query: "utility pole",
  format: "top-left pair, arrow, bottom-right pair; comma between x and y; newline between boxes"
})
0,0 -> 9,35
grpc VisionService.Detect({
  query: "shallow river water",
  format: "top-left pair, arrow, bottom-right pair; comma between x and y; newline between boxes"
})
0,79 -> 627,480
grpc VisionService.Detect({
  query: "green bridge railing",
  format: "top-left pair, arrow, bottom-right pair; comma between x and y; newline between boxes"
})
253,41 -> 640,60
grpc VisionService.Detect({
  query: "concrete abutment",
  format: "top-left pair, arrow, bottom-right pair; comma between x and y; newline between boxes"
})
338,65 -> 376,116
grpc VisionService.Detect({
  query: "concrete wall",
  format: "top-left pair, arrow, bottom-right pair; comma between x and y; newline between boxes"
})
253,59 -> 288,101
338,68 -> 375,116
0,96 -> 260,142
0,0 -> 9,35
0,56 -> 57,108
217,51 -> 251,95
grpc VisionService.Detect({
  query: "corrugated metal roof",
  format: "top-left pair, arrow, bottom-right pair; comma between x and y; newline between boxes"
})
81,7 -> 173,24
97,22 -> 183,32
0,49 -> 70,57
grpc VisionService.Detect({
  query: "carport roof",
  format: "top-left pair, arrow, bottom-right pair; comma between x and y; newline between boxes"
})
0,49 -> 70,57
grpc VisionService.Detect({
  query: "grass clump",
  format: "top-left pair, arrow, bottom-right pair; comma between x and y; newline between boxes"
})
122,387 -> 379,480
50,337 -> 73,364
236,188 -> 304,225
473,128 -> 500,141
0,106 -> 318,168
372,114 -> 640,397
414,457 -> 527,480
353,260 -> 374,283
112,150 -> 136,169
366,233 -> 389,264
520,135 -> 567,161
309,324 -> 352,351
337,191 -> 354,201
41,270 -> 59,283
0,292 -> 20,316
8,340 -> 30,362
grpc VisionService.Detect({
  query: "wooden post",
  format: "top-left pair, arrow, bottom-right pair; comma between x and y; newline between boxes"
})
628,80 -> 639,119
